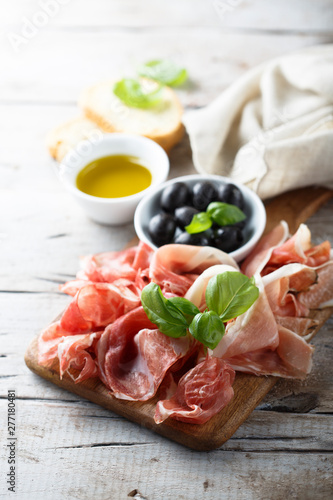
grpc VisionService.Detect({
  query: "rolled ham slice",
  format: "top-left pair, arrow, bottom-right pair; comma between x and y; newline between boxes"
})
59,282 -> 141,333
155,356 -> 235,424
241,220 -> 289,277
58,331 -> 102,383
150,244 -> 238,296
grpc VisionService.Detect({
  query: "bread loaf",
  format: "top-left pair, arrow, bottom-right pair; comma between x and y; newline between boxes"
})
78,80 -> 184,152
47,116 -> 102,162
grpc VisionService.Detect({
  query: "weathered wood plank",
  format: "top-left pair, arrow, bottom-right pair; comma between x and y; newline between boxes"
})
0,400 -> 331,500
1,399 -> 332,452
3,32 -> 332,107
3,0 -> 333,32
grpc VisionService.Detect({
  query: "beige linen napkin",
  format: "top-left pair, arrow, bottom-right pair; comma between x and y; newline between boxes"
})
183,45 -> 333,199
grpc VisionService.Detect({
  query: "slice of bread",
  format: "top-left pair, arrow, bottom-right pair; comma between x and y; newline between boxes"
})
47,116 -> 103,162
78,80 -> 184,152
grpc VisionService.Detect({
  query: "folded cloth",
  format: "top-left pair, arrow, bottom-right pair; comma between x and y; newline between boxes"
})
183,44 -> 333,199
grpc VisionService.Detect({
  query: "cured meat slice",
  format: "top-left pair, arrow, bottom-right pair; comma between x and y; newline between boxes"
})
298,262 -> 333,308
150,244 -> 238,296
304,241 -> 331,267
38,321 -> 73,366
268,224 -> 312,266
262,265 -> 317,317
154,356 -> 235,424
241,221 -> 289,277
60,277 -> 144,298
225,348 -> 310,379
77,242 -> 153,283
228,325 -> 313,379
276,325 -> 313,376
241,222 -> 331,278
38,322 -> 102,383
78,247 -> 138,282
59,299 -> 92,333
60,279 -> 95,297
58,331 -> 102,383
267,226 -> 331,269
99,307 -> 196,401
274,316 -> 318,337
132,241 -> 154,271
213,279 -> 279,359
212,273 -> 316,379
60,282 -> 141,333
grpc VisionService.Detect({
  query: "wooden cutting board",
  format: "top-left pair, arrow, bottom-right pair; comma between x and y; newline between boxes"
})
25,186 -> 333,451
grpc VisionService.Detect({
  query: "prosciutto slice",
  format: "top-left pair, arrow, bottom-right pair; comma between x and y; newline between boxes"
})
262,264 -> 317,317
268,226 -> 330,269
298,262 -> 333,308
58,331 -> 102,383
213,278 -> 279,360
150,244 -> 238,296
77,241 -> 153,283
38,321 -> 74,366
155,356 -> 235,424
242,222 -> 331,277
241,221 -> 289,277
38,323 -> 102,383
268,224 -> 312,266
60,282 -> 141,333
213,275 -> 315,379
274,316 -> 318,337
98,307 -> 196,401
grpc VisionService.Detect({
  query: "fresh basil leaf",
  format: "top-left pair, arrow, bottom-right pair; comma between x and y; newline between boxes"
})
185,212 -> 212,234
168,296 -> 200,324
138,60 -> 188,86
141,283 -> 188,338
206,272 -> 259,322
189,311 -> 225,350
113,78 -> 164,109
207,202 -> 246,226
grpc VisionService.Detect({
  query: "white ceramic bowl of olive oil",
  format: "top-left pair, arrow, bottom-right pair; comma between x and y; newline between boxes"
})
58,134 -> 170,225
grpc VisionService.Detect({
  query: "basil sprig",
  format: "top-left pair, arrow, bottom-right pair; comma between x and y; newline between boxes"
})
114,59 -> 187,108
189,311 -> 225,350
140,283 -> 198,337
206,273 -> 259,321
113,79 -> 164,109
138,60 -> 188,87
141,271 -> 259,349
185,212 -> 212,234
185,201 -> 246,234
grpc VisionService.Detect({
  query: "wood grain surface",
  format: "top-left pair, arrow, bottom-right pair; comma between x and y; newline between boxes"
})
24,187 -> 333,451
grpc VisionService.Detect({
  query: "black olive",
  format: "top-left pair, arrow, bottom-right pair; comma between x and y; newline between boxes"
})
160,182 -> 190,212
174,206 -> 200,230
211,226 -> 243,253
148,213 -> 176,247
174,231 -> 210,246
233,218 -> 247,230
217,183 -> 244,210
192,181 -> 218,211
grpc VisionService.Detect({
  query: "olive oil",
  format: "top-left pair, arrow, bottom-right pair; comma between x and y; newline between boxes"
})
76,155 -> 152,198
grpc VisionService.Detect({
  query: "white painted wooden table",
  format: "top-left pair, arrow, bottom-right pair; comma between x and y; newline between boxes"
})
1,2 -> 333,499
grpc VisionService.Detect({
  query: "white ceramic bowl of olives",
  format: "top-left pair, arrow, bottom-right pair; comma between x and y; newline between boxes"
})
134,174 -> 266,262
